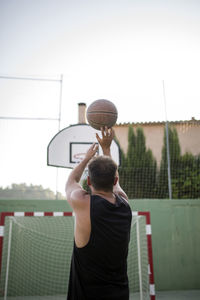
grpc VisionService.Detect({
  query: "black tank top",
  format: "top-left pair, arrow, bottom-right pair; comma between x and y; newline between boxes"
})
67,194 -> 132,300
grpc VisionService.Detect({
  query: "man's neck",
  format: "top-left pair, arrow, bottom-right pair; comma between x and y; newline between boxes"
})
91,189 -> 116,204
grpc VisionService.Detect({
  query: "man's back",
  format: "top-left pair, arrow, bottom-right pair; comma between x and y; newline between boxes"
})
66,127 -> 132,299
67,194 -> 132,300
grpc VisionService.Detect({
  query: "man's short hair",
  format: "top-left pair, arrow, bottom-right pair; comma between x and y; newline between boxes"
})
88,156 -> 117,192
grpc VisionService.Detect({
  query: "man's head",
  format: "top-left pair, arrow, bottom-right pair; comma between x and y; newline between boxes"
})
87,156 -> 118,192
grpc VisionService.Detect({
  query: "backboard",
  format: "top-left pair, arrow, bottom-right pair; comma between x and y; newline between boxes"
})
47,124 -> 120,168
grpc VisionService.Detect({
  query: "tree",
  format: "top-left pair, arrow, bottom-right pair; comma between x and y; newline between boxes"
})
0,183 -> 65,200
119,126 -> 157,198
172,153 -> 200,199
134,127 -> 157,198
156,125 -> 200,199
118,125 -> 136,198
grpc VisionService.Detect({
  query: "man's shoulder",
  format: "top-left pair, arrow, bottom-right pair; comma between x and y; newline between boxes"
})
69,189 -> 90,210
115,191 -> 129,203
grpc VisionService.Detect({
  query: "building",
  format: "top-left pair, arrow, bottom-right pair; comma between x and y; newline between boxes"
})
78,103 -> 200,165
114,118 -> 200,165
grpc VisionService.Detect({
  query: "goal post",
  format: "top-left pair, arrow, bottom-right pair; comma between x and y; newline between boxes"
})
129,212 -> 155,300
0,211 -> 155,300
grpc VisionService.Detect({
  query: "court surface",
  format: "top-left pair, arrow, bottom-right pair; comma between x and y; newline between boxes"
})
155,290 -> 200,299
1,290 -> 200,300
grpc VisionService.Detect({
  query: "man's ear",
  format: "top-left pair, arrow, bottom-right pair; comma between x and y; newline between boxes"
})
114,176 -> 118,186
87,176 -> 91,186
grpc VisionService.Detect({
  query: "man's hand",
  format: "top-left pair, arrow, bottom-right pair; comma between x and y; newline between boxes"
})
84,143 -> 99,162
96,127 -> 114,156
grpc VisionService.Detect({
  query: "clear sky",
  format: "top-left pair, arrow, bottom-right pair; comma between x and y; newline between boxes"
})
0,0 -> 200,195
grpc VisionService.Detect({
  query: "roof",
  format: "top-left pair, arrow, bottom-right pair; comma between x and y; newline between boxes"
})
115,117 -> 200,127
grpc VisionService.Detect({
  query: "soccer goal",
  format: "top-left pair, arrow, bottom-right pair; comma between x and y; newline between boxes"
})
0,211 -> 155,300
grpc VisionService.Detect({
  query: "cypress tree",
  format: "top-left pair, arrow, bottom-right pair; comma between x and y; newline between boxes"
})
119,126 -> 157,199
134,127 -> 157,198
121,125 -> 137,198
172,153 -> 200,199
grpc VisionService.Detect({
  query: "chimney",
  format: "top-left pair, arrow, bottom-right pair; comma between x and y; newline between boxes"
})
78,103 -> 87,124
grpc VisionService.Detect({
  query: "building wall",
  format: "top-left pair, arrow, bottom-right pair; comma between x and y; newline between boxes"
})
176,121 -> 200,155
114,119 -> 200,165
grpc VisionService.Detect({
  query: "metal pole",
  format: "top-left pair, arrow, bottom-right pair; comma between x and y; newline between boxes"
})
58,74 -> 63,131
0,73 -> 63,200
162,80 -> 172,199
136,217 -> 143,300
56,74 -> 63,199
4,218 -> 13,300
0,75 -> 61,82
0,116 -> 59,121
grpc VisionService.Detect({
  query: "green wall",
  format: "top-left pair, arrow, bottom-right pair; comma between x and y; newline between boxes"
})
129,199 -> 200,291
0,199 -> 200,291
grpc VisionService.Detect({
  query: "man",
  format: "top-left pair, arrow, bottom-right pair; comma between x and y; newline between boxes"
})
66,127 -> 132,300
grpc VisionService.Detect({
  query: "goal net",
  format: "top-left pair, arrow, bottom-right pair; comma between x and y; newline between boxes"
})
0,212 -> 155,300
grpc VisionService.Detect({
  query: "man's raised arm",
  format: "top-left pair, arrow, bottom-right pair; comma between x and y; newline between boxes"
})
65,143 -> 98,205
96,127 -> 128,201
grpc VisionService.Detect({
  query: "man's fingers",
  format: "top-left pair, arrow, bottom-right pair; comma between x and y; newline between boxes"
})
110,128 -> 115,138
96,133 -> 101,143
105,126 -> 114,137
98,126 -> 114,141
89,143 -> 95,149
101,126 -> 111,137
92,142 -> 98,150
89,143 -> 97,150
100,127 -> 105,137
87,143 -> 98,157
94,143 -> 99,152
105,126 -> 109,136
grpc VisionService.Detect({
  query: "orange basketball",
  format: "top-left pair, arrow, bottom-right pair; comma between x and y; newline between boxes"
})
86,99 -> 118,130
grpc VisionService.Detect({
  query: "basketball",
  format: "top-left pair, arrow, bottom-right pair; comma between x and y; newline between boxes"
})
86,99 -> 118,130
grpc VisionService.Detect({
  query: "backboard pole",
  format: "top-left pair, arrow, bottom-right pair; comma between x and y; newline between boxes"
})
56,74 -> 64,199
58,74 -> 63,131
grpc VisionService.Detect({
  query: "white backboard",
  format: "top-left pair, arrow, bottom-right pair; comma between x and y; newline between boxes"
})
47,124 -> 120,168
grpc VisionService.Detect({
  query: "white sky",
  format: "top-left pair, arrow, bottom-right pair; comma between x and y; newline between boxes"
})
0,0 -> 200,195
